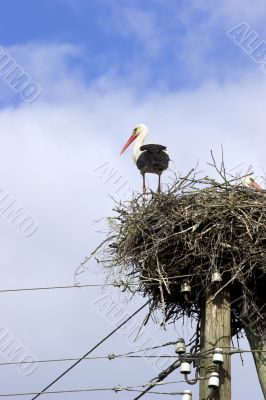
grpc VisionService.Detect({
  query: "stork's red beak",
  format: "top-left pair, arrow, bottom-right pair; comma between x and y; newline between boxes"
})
120,134 -> 136,155
251,180 -> 262,190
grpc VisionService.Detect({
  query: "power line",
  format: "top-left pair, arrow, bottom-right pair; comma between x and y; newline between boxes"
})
0,284 -> 109,293
0,386 -> 188,397
30,301 -> 149,400
0,275 -> 194,294
2,347 -> 262,368
0,354 -> 176,367
0,341 -> 179,367
0,390 -> 186,397
127,390 -> 190,396
0,341 -> 261,367
0,380 -> 193,397
133,360 -> 181,400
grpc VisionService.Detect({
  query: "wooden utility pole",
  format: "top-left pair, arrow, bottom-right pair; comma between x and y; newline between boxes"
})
199,286 -> 231,400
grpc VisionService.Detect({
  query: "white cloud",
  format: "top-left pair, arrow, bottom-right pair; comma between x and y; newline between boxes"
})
171,0 -> 266,27
170,0 -> 266,82
91,0 -> 266,85
217,0 -> 266,25
106,5 -> 163,56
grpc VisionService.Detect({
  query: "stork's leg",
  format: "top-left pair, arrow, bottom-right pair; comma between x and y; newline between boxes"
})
157,175 -> 161,193
142,174 -> 146,194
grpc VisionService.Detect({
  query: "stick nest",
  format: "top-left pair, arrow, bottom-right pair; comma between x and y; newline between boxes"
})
93,168 -> 266,337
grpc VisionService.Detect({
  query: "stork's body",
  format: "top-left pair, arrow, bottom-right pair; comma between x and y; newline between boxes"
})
120,124 -> 170,193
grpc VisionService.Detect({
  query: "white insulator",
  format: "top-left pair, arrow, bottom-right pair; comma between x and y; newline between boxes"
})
208,372 -> 220,388
181,280 -> 191,294
182,389 -> 192,400
180,361 -> 191,374
213,348 -> 224,364
175,338 -> 186,354
212,271 -> 222,283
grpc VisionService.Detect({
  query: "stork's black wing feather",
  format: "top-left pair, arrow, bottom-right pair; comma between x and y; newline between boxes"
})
136,144 -> 170,173
140,144 -> 167,152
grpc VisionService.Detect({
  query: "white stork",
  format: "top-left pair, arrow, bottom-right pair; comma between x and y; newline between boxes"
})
120,124 -> 170,193
242,176 -> 262,190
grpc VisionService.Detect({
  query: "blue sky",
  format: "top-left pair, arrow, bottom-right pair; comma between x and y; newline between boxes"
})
0,1 -> 265,399
1,0 -> 266,93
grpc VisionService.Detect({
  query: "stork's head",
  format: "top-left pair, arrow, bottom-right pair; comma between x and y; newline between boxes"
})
242,176 -> 262,190
120,123 -> 149,155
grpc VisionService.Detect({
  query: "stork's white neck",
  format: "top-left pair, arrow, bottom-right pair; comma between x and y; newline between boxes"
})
133,132 -> 147,163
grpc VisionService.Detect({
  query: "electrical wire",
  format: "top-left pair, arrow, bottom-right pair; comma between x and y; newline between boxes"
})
0,380 -> 191,397
0,345 -> 261,367
0,284 -> 111,293
0,354 -> 177,367
126,390 -> 189,396
133,360 -> 182,400
0,345 -> 262,396
0,275 -> 194,294
0,341 -> 182,367
0,387 -> 187,397
30,301 -> 149,400
0,341 -> 179,367
131,342 -> 239,400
